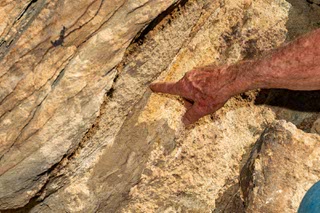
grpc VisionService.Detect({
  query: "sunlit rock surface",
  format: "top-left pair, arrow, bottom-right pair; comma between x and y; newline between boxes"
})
241,120 -> 320,213
0,0 -> 319,212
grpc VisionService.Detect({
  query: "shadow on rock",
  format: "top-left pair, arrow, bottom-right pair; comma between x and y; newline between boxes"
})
255,89 -> 320,112
213,181 -> 245,213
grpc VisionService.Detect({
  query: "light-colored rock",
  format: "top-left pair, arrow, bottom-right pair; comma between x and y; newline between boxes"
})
121,106 -> 275,212
311,117 -> 320,134
1,0 -> 319,212
117,0 -> 293,211
28,0 -> 292,211
0,0 -> 177,210
240,120 -> 320,213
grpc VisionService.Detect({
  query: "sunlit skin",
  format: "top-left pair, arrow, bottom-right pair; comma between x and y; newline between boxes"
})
150,29 -> 320,125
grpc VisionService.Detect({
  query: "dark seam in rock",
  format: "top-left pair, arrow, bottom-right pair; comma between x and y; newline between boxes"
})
65,0 -> 103,38
0,0 -> 46,61
126,1 -> 150,16
130,0 -> 188,46
0,53 -> 74,121
51,68 -> 66,88
75,0 -> 127,50
1,37 -> 50,80
16,0 -> 38,21
66,0 -> 104,40
306,0 -> 320,6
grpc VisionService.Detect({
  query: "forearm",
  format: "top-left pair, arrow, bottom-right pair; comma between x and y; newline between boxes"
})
150,29 -> 320,125
246,29 -> 320,91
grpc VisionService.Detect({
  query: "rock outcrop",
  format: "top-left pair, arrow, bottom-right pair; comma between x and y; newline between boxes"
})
0,0 -> 319,212
0,0 -> 178,210
241,120 -> 320,213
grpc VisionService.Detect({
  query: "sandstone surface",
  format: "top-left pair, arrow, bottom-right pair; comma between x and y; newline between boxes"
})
0,0 -> 319,212
0,0 -> 177,210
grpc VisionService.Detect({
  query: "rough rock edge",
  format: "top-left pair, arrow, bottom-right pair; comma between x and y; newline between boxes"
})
0,1 -> 189,212
240,120 -> 320,211
2,0 -> 319,212
0,0 -> 43,60
25,1 -> 222,212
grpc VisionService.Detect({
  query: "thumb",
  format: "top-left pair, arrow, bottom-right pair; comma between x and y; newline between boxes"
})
182,103 -> 211,126
182,103 -> 224,126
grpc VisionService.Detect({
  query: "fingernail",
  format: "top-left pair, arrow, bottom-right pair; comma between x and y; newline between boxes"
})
149,83 -> 155,91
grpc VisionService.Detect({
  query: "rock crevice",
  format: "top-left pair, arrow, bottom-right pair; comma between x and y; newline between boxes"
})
0,0 -> 319,212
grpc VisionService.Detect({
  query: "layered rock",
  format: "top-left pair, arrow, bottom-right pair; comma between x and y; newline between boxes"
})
0,0 -> 178,210
0,0 -> 319,212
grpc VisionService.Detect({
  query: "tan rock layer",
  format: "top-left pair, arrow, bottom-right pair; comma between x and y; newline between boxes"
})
29,1 -> 219,212
1,0 -> 319,212
25,0 -> 292,212
0,0 -> 177,210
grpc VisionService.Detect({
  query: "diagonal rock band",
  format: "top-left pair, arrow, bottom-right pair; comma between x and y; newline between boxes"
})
0,0 -> 320,212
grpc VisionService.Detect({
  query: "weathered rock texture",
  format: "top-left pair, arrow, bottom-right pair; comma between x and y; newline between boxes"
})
0,0 -> 319,212
0,0 -> 178,210
241,120 -> 320,212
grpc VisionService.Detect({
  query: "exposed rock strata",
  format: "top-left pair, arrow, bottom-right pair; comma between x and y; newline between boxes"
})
0,0 -> 178,210
0,0 -> 319,212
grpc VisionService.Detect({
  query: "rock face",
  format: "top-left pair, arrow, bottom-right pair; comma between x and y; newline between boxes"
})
0,0 -> 319,212
240,120 -> 320,213
0,0 -> 178,210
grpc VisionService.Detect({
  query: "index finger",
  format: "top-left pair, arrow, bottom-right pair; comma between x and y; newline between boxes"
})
149,82 -> 180,96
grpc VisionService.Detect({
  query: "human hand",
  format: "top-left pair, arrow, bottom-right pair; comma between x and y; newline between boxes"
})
150,65 -> 250,125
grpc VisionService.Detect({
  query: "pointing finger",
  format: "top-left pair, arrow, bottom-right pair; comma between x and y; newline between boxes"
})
150,81 -> 196,101
149,82 -> 180,96
182,103 -> 210,126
